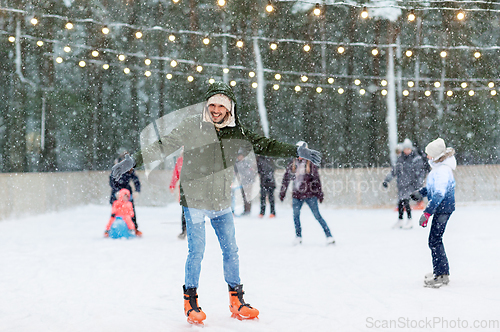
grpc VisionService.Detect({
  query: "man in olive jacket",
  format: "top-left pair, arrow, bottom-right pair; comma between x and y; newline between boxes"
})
111,81 -> 321,325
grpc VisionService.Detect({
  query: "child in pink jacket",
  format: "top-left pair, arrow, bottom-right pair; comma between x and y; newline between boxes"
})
105,188 -> 136,237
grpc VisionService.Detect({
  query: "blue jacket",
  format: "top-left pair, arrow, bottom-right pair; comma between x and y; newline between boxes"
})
110,170 -> 141,204
418,154 -> 456,215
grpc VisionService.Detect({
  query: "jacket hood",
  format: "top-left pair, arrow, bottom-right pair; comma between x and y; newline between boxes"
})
430,152 -> 456,171
118,188 -> 131,201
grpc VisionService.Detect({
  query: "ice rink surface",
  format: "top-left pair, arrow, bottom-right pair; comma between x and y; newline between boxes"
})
1,202 -> 499,331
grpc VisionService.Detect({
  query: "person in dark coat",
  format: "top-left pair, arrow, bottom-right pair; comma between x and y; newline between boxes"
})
256,155 -> 276,218
383,138 -> 425,229
279,142 -> 334,246
110,154 -> 141,235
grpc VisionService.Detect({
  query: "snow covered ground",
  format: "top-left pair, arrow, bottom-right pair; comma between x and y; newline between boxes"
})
1,202 -> 500,332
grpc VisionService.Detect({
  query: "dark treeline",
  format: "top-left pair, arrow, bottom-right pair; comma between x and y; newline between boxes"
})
1,0 -> 500,173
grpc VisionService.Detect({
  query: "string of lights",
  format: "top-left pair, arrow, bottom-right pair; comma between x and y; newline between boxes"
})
2,27 -> 499,85
2,6 -> 500,51
280,0 -> 500,13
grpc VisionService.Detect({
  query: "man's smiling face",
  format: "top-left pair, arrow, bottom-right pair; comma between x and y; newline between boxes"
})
208,103 -> 229,123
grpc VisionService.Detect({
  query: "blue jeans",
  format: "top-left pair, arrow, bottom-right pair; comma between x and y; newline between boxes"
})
428,213 -> 451,276
292,197 -> 332,238
183,207 -> 240,289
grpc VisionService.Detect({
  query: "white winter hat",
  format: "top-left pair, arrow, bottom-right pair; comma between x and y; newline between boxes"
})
296,141 -> 308,148
402,138 -> 413,150
425,138 -> 447,159
207,94 -> 232,112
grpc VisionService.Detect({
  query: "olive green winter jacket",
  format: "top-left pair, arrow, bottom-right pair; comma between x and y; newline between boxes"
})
133,83 -> 297,210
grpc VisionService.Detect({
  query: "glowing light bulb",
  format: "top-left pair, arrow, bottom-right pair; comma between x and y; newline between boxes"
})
359,89 -> 366,95
170,60 -> 177,67
275,73 -> 281,80
440,51 -> 447,58
102,27 -> 110,35
37,41 -> 44,47
273,84 -> 280,90
56,57 -> 63,63
301,76 -> 308,82
372,48 -> 379,56
103,64 -> 109,70
135,31 -> 143,39
447,90 -> 453,96
303,44 -> 311,52
167,74 -> 173,80
434,82 -> 441,88
31,18 -> 38,25
65,22 -> 73,30
408,13 -> 416,22
270,43 -> 277,50
295,85 -> 301,92
64,46 -> 71,53
425,90 -> 431,96
145,71 -> 152,77
145,59 -> 151,65
408,81 -> 414,87
338,88 -> 344,94
169,35 -> 176,42
249,71 -> 255,78
118,54 -> 126,61
230,80 -> 237,86
92,51 -> 99,57
328,78 -> 334,84
337,46 -> 345,54
236,40 -> 244,48
124,68 -> 130,74
203,37 -> 210,45
405,50 -> 413,57
208,78 -> 215,84
381,89 -> 388,96
354,79 -> 361,86
196,65 -> 203,72
187,76 -> 194,82
403,90 -> 409,96
252,82 -> 258,89
316,87 -> 323,93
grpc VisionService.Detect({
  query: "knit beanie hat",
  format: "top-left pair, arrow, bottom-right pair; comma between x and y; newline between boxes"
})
425,138 -> 447,159
402,138 -> 413,150
207,94 -> 232,113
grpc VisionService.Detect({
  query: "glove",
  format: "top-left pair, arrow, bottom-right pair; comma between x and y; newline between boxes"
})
279,194 -> 285,202
410,190 -> 422,201
111,213 -> 116,217
297,144 -> 322,166
419,212 -> 431,227
382,181 -> 388,188
111,154 -> 135,181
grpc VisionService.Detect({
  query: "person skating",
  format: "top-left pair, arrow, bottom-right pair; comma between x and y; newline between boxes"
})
111,81 -> 321,325
383,138 -> 425,229
256,155 -> 277,218
279,142 -> 334,246
109,154 -> 142,236
411,138 -> 456,288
